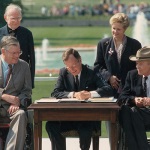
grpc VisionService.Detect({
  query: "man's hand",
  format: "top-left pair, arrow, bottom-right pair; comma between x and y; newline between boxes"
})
143,97 -> 150,106
1,94 -> 20,106
74,91 -> 91,100
8,104 -> 19,115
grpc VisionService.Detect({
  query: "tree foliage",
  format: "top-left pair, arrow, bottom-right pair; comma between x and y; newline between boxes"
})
0,0 -> 12,27
0,0 -> 23,27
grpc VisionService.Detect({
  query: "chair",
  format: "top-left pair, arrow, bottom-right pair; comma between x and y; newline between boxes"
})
61,126 -> 101,150
0,98 -> 33,150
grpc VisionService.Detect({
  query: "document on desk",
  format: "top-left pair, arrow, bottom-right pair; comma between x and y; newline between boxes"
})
36,97 -> 117,103
59,98 -> 84,103
36,98 -> 60,103
88,97 -> 117,103
36,98 -> 84,103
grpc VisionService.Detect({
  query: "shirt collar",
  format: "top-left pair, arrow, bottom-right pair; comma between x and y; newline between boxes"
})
1,56 -> 13,69
1,56 -> 9,69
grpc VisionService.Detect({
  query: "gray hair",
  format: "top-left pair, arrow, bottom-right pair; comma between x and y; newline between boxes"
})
0,36 -> 19,50
4,3 -> 22,17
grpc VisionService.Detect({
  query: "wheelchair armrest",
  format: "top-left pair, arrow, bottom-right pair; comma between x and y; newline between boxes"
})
23,98 -> 32,109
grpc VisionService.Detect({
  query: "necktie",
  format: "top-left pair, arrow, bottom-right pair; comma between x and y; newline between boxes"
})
75,75 -> 79,91
6,64 -> 12,86
143,76 -> 148,96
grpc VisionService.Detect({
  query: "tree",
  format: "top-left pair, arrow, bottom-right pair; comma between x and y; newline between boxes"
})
0,0 -> 23,27
0,0 -> 12,27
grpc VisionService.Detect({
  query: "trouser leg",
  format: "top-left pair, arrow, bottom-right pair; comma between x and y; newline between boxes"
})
46,121 -> 66,150
77,121 -> 93,150
46,121 -> 77,150
5,109 -> 27,150
131,107 -> 149,150
119,105 -> 138,150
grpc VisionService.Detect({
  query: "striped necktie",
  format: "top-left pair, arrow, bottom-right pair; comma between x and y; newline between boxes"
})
6,64 -> 12,86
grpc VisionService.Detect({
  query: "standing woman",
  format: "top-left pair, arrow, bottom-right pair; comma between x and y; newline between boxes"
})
94,13 -> 142,98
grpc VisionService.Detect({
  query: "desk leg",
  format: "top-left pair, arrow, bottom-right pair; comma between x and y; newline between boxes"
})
34,121 -> 42,150
110,122 -> 117,150
39,121 -> 42,150
34,110 -> 42,150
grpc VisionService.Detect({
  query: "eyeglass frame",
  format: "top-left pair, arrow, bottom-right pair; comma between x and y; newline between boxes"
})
8,16 -> 22,22
65,60 -> 80,70
5,49 -> 23,56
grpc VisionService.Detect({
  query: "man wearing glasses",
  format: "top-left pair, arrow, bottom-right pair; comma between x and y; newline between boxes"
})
0,3 -> 35,88
46,48 -> 113,150
0,36 -> 32,150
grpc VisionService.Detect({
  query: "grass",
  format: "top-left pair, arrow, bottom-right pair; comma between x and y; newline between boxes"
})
29,26 -> 134,47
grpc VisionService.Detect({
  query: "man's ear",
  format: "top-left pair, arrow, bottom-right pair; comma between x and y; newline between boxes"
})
1,48 -> 5,54
4,14 -> 7,22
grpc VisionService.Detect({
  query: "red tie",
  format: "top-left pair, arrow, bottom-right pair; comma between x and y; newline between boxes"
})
6,64 -> 12,86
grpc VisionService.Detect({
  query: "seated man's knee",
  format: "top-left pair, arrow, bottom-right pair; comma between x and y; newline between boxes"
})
46,121 -> 59,132
12,109 -> 27,123
119,105 -> 132,125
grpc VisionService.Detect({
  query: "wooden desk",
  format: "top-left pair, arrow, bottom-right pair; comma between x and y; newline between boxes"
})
28,102 -> 120,150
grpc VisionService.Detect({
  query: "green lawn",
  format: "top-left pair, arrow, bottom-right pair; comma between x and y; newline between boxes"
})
29,26 -> 134,47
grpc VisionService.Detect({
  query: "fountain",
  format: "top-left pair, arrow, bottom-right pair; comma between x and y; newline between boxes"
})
35,47 -> 44,66
132,12 -> 150,47
103,33 -> 109,39
42,38 -> 49,60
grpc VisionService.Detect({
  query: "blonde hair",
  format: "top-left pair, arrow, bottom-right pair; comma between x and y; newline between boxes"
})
109,13 -> 130,29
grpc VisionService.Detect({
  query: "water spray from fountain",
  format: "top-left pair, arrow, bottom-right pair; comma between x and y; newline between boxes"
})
42,38 -> 49,60
132,11 -> 150,47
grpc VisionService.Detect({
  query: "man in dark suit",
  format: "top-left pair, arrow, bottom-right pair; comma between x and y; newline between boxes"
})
0,3 -> 35,88
119,46 -> 150,150
46,48 -> 113,150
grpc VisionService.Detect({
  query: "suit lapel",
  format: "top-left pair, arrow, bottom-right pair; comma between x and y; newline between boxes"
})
134,73 -> 143,95
80,65 -> 88,90
0,60 -> 4,87
67,71 -> 75,91
106,38 -> 120,75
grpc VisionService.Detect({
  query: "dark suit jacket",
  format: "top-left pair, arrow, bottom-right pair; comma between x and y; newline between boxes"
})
118,69 -> 145,105
94,36 -> 142,96
0,25 -> 35,88
51,64 -> 113,98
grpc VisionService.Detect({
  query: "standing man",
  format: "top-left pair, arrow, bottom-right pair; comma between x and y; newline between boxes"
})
46,48 -> 113,150
0,36 -> 32,149
119,46 -> 150,150
0,3 -> 35,88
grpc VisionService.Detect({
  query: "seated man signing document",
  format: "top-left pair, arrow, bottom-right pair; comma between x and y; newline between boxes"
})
46,48 -> 113,150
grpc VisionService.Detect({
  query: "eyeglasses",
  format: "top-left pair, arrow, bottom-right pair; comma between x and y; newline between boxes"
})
66,61 -> 80,70
5,50 -> 23,56
9,16 -> 22,22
